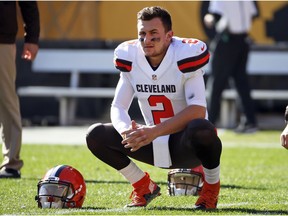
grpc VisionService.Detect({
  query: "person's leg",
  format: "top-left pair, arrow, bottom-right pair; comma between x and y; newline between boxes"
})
0,44 -> 23,178
86,123 -> 160,207
170,118 -> 221,171
206,40 -> 234,125
232,38 -> 257,129
86,119 -> 223,209
86,123 -> 155,169
169,118 -> 222,209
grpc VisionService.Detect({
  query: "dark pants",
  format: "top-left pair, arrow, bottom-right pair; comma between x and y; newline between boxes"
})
206,33 -> 256,126
86,119 -> 222,170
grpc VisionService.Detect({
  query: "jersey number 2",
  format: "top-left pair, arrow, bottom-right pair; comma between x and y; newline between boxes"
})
148,95 -> 175,125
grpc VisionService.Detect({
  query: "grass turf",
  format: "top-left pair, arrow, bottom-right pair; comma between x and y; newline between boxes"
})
0,130 -> 287,215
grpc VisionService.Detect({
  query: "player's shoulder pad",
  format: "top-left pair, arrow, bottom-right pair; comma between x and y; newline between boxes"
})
173,37 -> 210,73
114,39 -> 138,72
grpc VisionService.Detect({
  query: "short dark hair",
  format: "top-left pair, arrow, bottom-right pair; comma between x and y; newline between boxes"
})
137,6 -> 172,32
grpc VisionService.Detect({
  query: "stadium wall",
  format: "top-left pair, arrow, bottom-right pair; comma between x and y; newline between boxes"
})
16,1 -> 288,44
14,1 -> 288,126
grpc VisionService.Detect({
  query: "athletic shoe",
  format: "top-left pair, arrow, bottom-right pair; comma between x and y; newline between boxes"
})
194,180 -> 220,210
125,172 -> 161,207
0,168 -> 21,179
234,123 -> 258,134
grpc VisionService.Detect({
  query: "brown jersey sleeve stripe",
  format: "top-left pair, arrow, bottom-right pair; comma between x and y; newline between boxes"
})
115,58 -> 132,72
177,50 -> 210,73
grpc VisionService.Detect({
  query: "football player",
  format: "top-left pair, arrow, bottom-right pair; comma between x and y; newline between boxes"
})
86,6 -> 222,210
280,105 -> 288,149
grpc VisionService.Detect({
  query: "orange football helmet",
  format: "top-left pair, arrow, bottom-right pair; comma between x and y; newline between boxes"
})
36,165 -> 86,208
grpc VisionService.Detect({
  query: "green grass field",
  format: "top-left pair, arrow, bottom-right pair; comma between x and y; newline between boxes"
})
0,130 -> 287,215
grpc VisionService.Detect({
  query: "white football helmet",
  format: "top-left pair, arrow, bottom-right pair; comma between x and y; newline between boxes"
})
35,165 -> 86,208
168,166 -> 204,196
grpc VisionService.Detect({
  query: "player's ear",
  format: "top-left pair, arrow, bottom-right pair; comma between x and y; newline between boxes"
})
166,30 -> 173,40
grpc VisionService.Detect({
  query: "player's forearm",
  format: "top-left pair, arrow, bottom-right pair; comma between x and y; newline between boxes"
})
153,105 -> 206,137
110,104 -> 132,134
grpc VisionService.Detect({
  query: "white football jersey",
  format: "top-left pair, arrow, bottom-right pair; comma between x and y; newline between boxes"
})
111,36 -> 210,134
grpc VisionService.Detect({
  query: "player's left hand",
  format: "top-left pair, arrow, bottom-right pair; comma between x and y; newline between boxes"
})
121,120 -> 156,152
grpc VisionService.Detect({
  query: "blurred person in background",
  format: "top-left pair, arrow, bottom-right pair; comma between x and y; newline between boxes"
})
204,1 -> 259,133
0,1 -> 40,178
280,105 -> 288,149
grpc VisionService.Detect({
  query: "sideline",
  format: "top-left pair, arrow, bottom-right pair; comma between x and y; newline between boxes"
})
22,126 -> 88,145
19,126 -> 282,148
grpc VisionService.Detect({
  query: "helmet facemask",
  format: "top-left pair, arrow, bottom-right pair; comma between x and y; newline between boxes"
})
36,165 -> 86,208
36,177 -> 76,208
168,169 -> 204,196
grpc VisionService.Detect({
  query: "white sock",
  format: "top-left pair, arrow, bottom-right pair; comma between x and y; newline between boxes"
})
119,160 -> 145,184
203,165 -> 220,184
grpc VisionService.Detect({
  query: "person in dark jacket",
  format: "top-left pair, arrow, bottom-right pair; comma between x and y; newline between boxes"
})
0,1 -> 40,178
204,1 -> 259,133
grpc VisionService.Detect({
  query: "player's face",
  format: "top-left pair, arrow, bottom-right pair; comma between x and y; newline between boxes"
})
137,18 -> 173,60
